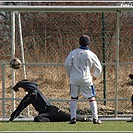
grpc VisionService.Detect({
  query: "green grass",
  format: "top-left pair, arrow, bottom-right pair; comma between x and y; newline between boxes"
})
0,121 -> 133,132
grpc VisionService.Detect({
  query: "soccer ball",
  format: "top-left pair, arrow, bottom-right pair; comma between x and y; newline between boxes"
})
10,58 -> 22,69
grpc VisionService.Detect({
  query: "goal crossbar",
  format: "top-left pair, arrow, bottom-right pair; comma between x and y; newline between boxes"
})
0,6 -> 132,12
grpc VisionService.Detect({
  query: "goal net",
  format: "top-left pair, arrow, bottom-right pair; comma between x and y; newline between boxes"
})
0,3 -> 133,121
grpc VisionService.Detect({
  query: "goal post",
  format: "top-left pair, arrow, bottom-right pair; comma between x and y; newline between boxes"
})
0,5 -> 133,121
0,5 -> 133,12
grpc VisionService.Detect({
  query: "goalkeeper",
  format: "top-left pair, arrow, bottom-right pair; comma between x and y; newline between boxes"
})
8,79 -> 91,122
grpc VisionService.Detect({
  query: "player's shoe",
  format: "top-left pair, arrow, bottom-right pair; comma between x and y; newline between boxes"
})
93,118 -> 102,124
127,117 -> 133,122
68,118 -> 76,124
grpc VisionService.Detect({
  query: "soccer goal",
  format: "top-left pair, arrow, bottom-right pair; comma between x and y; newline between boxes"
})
0,4 -> 133,121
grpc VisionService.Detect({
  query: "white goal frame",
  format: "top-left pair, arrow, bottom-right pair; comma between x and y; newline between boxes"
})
0,5 -> 133,121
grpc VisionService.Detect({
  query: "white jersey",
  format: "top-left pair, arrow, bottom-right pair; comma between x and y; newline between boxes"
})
64,47 -> 102,86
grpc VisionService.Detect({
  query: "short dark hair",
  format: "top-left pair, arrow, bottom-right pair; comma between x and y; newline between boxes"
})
79,35 -> 90,46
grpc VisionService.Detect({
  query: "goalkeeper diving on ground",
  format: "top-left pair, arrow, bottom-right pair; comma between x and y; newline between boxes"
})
8,79 -> 91,122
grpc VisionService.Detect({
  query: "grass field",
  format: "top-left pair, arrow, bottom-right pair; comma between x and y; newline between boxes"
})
0,121 -> 133,132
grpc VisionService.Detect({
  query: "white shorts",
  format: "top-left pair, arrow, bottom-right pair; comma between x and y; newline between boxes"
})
70,84 -> 96,99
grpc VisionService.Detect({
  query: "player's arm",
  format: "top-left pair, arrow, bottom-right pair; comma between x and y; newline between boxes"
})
92,54 -> 102,79
12,80 -> 28,92
8,93 -> 34,122
64,52 -> 73,77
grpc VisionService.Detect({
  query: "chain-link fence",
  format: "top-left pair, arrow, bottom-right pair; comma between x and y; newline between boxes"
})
0,4 -> 133,119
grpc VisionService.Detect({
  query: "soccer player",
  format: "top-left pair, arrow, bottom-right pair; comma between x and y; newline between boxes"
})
8,79 -> 91,122
64,35 -> 102,124
127,74 -> 133,122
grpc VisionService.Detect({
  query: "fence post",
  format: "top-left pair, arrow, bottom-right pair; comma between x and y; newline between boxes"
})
11,11 -> 16,111
1,64 -> 5,117
102,12 -> 106,106
115,10 -> 121,118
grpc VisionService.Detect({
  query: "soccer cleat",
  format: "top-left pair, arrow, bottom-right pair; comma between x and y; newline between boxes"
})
68,118 -> 76,124
93,118 -> 102,124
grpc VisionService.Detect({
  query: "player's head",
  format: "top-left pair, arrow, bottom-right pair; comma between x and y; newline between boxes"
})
79,35 -> 90,46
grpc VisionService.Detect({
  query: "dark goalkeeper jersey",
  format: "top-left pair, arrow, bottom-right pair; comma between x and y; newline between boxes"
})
9,80 -> 52,121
